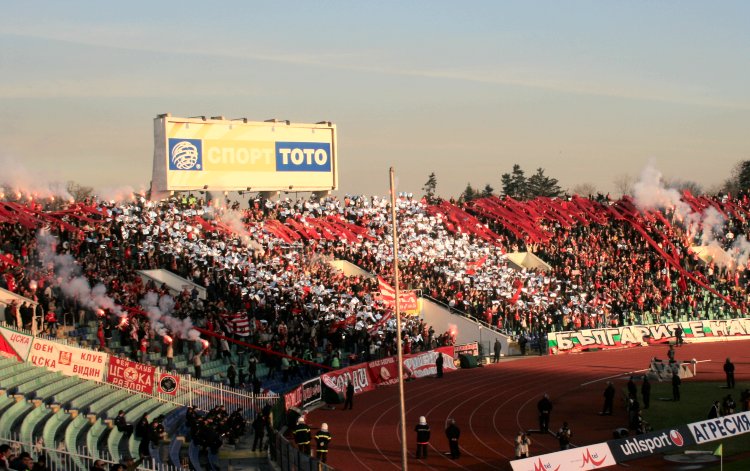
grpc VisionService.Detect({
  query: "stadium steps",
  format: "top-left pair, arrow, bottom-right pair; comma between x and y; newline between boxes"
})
66,415 -> 92,471
20,403 -> 54,444
34,375 -> 80,402
85,389 -> 132,418
0,362 -> 36,382
43,410 -> 72,469
15,370 -> 67,398
2,368 -> 51,392
68,385 -> 113,413
86,419 -> 111,462
53,381 -> 99,408
0,399 -> 33,437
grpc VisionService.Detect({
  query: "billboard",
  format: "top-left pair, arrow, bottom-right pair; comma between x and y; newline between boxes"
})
151,115 -> 338,195
28,338 -> 107,382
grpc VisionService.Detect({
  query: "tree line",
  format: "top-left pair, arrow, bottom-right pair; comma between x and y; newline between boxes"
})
423,160 -> 750,203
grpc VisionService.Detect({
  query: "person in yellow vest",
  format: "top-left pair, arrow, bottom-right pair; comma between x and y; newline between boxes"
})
315,423 -> 332,463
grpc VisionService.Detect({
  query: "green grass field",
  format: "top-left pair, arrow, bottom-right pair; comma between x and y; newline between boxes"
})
640,379 -> 749,470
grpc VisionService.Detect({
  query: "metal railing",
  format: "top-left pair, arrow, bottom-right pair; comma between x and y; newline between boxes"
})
0,434 -> 177,471
270,428 -> 334,471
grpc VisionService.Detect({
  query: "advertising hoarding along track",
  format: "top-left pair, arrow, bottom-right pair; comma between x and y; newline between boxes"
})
151,115 -> 338,195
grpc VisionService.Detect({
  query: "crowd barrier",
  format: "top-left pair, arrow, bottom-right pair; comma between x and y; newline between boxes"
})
0,323 -> 278,419
511,411 -> 750,471
0,434 -> 177,471
548,318 -> 750,354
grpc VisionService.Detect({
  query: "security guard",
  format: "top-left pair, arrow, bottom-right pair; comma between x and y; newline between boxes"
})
315,423 -> 332,463
293,416 -> 312,454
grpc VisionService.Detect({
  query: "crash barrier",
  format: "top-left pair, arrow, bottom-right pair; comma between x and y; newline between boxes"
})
511,411 -> 750,471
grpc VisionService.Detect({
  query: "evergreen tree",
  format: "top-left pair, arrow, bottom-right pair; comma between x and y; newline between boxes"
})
501,164 -> 527,199
481,184 -> 494,198
527,167 -> 562,198
460,183 -> 477,203
422,172 -> 438,203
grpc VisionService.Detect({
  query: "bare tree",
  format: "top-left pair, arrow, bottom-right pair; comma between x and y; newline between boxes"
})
613,174 -> 635,197
570,183 -> 597,198
66,181 -> 94,202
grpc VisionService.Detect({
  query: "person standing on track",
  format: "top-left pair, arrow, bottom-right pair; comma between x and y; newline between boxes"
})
415,416 -> 431,459
494,338 -> 502,363
642,376 -> 651,409
436,351 -> 444,378
556,422 -> 572,450
672,372 -> 681,401
724,358 -> 736,389
537,394 -> 553,433
514,432 -> 531,458
445,418 -> 460,459
343,380 -> 354,410
602,382 -> 615,415
315,423 -> 332,463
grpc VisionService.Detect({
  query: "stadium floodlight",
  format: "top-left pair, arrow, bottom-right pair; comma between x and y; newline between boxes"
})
316,121 -> 332,126
189,116 -> 207,120
264,118 -> 291,125
231,118 -> 248,123
210,116 -> 225,121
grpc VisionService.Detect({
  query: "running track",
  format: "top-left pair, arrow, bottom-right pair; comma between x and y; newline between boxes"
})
307,341 -> 750,470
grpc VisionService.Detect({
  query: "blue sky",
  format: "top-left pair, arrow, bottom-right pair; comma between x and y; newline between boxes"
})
1,1 -> 749,198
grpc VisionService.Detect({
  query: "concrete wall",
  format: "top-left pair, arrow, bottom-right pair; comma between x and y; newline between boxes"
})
328,260 -> 376,279
420,298 -> 513,357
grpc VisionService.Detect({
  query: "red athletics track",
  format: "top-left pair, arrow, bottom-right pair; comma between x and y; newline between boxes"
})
306,341 -> 750,470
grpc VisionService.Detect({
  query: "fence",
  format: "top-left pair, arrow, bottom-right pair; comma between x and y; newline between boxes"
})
0,434 -> 177,471
271,428 -> 334,471
1,323 -> 279,420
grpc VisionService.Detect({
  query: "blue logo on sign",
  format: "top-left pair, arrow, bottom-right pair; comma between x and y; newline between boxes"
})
275,142 -> 331,172
169,139 -> 203,171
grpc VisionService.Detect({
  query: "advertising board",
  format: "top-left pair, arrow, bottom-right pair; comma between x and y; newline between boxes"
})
151,115 -> 338,195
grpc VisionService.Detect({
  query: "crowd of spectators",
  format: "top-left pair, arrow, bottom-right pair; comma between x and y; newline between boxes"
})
1,189 -> 749,383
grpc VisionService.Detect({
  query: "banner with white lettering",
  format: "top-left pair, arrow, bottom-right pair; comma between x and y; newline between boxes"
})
367,356 -> 399,386
511,443 -> 616,471
0,326 -> 32,361
27,337 -> 107,381
284,385 -> 303,412
301,377 -> 322,408
549,318 -> 750,354
107,356 -> 155,394
320,363 -> 375,396
402,348 -> 457,379
454,342 -> 478,358
688,411 -> 750,444
608,425 -> 693,462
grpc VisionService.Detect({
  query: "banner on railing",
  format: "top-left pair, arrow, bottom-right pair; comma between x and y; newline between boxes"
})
548,318 -> 750,354
107,356 -> 155,394
608,425 -> 694,462
301,377 -> 322,408
28,337 -> 107,381
511,443 -> 616,471
157,372 -> 179,395
0,326 -> 32,361
367,356 -> 399,386
454,342 -> 478,357
403,348 -> 457,379
321,363 -> 375,396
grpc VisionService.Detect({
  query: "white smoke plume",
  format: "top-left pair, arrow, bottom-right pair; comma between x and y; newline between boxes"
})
630,162 -> 748,269
0,156 -> 74,202
96,185 -> 138,203
36,229 -> 123,316
139,291 -> 201,341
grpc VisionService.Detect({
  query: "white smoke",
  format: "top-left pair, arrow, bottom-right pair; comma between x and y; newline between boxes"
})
631,162 -> 746,269
96,185 -> 137,203
37,229 -> 123,316
139,291 -> 200,341
0,156 -> 74,201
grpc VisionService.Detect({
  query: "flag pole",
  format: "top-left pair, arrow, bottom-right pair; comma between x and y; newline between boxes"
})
390,167 -> 409,470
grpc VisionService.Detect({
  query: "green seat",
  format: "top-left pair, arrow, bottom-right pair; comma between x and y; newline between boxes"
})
0,400 -> 32,437
20,405 -> 54,444
43,410 -> 71,469
65,415 -> 90,471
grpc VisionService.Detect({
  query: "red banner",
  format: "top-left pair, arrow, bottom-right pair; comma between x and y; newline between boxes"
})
367,356 -> 399,386
320,363 -> 375,396
157,372 -> 179,395
106,356 -> 155,394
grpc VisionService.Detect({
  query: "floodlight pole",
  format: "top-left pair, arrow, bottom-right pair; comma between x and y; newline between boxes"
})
390,167 -> 409,470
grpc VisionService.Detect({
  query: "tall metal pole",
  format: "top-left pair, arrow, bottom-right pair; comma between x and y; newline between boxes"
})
390,167 -> 409,470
